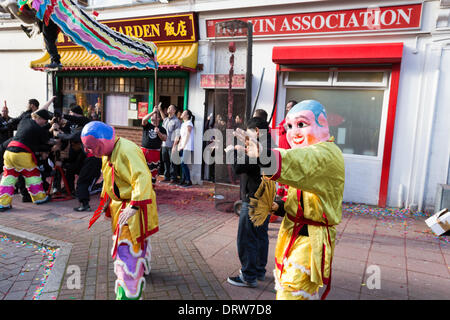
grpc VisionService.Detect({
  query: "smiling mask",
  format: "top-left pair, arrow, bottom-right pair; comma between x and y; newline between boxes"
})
285,100 -> 330,149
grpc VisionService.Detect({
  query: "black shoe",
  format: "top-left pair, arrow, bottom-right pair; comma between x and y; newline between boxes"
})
227,275 -> 257,288
21,25 -> 33,38
22,195 -> 32,203
177,180 -> 186,186
74,204 -> 90,212
44,62 -> 63,69
35,195 -> 51,205
182,181 -> 192,188
161,178 -> 171,183
169,179 -> 179,185
0,206 -> 11,212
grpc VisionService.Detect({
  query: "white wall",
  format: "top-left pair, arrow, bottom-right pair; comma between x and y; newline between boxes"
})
0,23 -> 47,117
197,0 -> 449,210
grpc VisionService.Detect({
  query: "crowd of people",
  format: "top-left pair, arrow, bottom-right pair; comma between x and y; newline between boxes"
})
0,98 -> 196,214
0,97 -> 103,212
0,95 -> 345,301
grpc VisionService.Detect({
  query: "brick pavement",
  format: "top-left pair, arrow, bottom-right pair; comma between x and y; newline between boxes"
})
0,181 -> 448,300
0,235 -> 53,300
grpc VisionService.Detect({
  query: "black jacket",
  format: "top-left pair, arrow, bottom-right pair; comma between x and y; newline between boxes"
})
6,118 -> 51,153
231,131 -> 274,202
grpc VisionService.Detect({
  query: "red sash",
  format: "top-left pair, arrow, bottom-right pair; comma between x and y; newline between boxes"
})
7,141 -> 38,165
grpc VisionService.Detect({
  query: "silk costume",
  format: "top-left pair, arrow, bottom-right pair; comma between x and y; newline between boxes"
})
270,140 -> 344,300
83,122 -> 158,300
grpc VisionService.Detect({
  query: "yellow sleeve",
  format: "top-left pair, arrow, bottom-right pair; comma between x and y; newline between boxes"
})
271,142 -> 345,197
119,142 -> 153,204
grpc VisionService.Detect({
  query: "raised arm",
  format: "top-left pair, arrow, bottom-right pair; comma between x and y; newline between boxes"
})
141,110 -> 153,126
157,103 -> 166,120
42,96 -> 56,110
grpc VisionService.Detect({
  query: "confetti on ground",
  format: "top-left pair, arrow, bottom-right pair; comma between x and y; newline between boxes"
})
342,202 -> 449,244
0,234 -> 59,300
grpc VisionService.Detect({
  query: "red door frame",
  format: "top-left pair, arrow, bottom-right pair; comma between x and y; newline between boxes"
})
272,43 -> 403,207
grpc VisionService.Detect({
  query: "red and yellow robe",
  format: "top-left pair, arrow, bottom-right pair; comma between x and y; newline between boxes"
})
270,140 -> 345,300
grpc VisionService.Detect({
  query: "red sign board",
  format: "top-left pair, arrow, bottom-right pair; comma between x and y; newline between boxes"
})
57,13 -> 198,48
200,74 -> 246,89
206,4 -> 422,38
138,102 -> 149,119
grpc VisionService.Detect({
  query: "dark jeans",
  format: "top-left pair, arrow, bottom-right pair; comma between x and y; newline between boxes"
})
179,149 -> 192,183
237,201 -> 270,282
161,146 -> 178,180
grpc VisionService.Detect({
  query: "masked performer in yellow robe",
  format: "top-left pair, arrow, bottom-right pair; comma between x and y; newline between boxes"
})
82,121 -> 159,300
240,100 -> 344,300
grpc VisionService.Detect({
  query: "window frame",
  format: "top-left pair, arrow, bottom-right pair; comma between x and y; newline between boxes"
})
284,68 -> 389,88
279,66 -> 392,161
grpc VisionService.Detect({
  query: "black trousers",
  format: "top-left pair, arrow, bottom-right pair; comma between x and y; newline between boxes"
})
76,156 -> 102,204
42,19 -> 61,63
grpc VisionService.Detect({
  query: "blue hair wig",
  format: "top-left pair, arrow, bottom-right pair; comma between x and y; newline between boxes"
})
287,100 -> 327,127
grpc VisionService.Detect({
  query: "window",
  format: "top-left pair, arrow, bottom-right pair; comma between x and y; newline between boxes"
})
61,76 -> 150,127
284,69 -> 389,157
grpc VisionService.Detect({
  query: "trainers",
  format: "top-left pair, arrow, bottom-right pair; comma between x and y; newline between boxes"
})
227,275 -> 257,288
74,204 -> 90,212
239,269 -> 265,282
182,181 -> 192,188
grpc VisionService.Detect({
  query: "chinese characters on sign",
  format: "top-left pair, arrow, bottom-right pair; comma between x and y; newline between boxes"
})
57,13 -> 197,47
138,102 -> 149,119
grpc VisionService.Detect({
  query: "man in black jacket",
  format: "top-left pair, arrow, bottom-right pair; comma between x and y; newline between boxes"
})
52,105 -> 101,211
225,117 -> 274,288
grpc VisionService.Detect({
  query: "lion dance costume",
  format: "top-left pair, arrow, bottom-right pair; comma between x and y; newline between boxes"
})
269,100 -> 345,300
82,122 -> 159,300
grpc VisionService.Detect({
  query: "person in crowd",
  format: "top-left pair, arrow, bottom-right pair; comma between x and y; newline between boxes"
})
277,100 -> 297,149
253,109 -> 268,123
234,114 -> 245,129
272,100 -> 297,222
177,109 -> 194,187
141,107 -> 167,185
203,112 -> 215,182
82,121 -> 159,300
52,106 -> 101,211
0,104 -> 13,144
0,109 -> 54,211
0,104 -> 14,171
36,151 -> 54,192
87,105 -> 99,121
158,104 -> 181,184
225,117 -> 273,288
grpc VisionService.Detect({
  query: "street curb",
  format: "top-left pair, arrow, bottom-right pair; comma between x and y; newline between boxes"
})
0,225 -> 72,300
